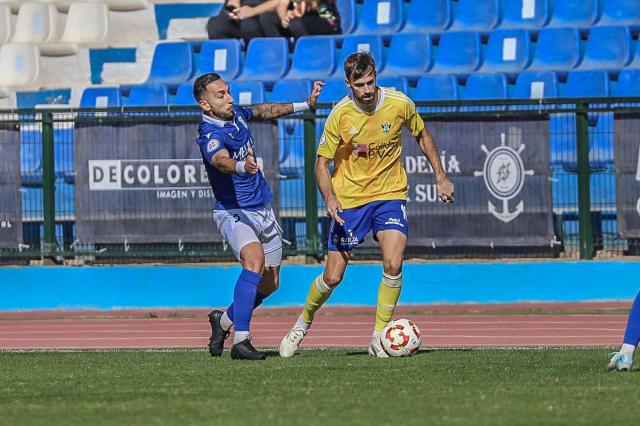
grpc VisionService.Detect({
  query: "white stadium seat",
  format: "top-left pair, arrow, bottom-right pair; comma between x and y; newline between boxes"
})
0,43 -> 40,88
107,6 -> 158,46
41,2 -> 110,56
104,0 -> 149,11
166,17 -> 208,41
39,49 -> 92,88
0,4 -> 12,44
12,2 -> 62,44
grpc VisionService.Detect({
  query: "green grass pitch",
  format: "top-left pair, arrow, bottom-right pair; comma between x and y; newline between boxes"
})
1,349 -> 639,425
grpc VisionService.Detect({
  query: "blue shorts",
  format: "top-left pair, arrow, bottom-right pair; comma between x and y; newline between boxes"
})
328,200 -> 408,252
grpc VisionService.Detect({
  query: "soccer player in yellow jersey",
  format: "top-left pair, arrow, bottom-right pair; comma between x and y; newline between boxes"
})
279,52 -> 455,357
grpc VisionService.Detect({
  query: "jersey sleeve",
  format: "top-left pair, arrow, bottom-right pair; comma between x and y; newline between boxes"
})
317,108 -> 341,159
199,134 -> 227,165
238,105 -> 255,121
404,99 -> 425,137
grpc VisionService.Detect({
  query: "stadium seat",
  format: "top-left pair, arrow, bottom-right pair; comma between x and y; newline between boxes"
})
578,26 -> 632,71
513,71 -> 559,99
377,76 -> 408,93
237,38 -> 289,82
463,73 -> 508,100
12,2 -> 59,44
332,35 -> 384,77
271,80 -> 311,178
230,81 -> 265,105
430,31 -> 482,76
194,39 -> 242,81
337,0 -> 357,34
411,75 -> 458,101
528,28 -> 580,73
614,69 -> 640,96
145,42 -> 193,86
380,33 -> 431,77
0,44 -> 40,88
317,79 -> 349,104
126,84 -> 169,106
499,0 -> 550,30
546,0 -> 599,29
286,37 -> 337,80
353,0 -> 404,35
172,82 -> 197,106
563,71 -> 610,98
80,87 -> 122,107
480,30 -> 531,75
448,0 -> 500,33
597,0 -> 640,28
401,0 -> 451,34
0,5 -> 11,44
41,2 -> 110,56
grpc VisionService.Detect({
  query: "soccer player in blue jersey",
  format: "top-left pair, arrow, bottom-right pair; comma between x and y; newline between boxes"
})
194,73 -> 323,360
608,291 -> 640,371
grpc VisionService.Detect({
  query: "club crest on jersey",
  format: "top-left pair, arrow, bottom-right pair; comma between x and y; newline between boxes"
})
237,115 -> 248,129
381,122 -> 392,134
207,139 -> 220,153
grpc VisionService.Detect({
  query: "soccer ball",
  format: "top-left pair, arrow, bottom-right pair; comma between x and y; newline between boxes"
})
380,319 -> 421,357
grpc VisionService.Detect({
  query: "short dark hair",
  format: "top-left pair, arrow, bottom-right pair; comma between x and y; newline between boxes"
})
343,51 -> 376,81
193,73 -> 222,101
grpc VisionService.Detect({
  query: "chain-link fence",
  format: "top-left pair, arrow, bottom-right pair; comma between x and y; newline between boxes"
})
0,98 -> 636,264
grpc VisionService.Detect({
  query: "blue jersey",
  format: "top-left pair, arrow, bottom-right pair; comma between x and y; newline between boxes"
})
196,106 -> 272,210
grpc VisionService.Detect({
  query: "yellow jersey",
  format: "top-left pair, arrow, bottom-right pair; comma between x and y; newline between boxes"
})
317,87 -> 425,209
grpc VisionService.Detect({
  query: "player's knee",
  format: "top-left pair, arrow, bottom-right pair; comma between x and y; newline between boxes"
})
240,245 -> 265,273
322,272 -> 344,288
383,259 -> 403,277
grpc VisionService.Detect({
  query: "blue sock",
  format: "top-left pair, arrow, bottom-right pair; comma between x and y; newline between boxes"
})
623,291 -> 640,347
225,291 -> 269,323
232,269 -> 262,333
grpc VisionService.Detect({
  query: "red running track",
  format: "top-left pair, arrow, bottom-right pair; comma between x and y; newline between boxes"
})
0,303 -> 630,350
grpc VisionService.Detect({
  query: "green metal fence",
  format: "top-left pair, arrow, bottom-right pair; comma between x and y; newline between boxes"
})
0,98 -> 635,264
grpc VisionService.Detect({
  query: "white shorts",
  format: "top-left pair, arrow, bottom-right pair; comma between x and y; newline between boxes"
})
213,205 -> 283,267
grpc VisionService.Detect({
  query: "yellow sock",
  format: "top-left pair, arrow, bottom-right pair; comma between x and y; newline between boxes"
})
301,275 -> 333,323
374,272 -> 402,332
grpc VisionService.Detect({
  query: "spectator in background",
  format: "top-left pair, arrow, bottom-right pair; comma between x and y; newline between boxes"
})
278,0 -> 341,39
207,0 -> 287,44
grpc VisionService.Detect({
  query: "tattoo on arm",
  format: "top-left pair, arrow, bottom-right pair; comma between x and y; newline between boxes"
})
251,102 -> 294,120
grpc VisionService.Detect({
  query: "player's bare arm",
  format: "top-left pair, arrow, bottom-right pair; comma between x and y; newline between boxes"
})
211,148 -> 259,175
251,81 -> 325,120
315,155 -> 345,225
416,126 -> 455,203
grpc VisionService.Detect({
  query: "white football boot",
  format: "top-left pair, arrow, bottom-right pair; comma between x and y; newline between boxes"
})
279,325 -> 307,358
368,334 -> 389,358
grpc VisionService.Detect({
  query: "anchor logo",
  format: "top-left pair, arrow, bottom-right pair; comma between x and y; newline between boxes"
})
474,133 -> 534,223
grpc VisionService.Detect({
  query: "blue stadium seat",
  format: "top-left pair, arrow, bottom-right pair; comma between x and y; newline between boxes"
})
411,75 -> 458,101
401,0 -> 451,34
145,42 -> 193,86
463,73 -> 508,100
271,80 -> 311,178
172,82 -> 197,106
449,0 -> 500,33
230,81 -> 265,105
563,71 -> 610,98
380,33 -> 431,77
79,87 -> 121,107
546,0 -> 599,29
237,38 -> 289,82
578,26 -> 632,71
332,35 -> 384,77
614,69 -> 640,96
597,0 -> 640,28
337,0 -> 357,34
430,31 -> 481,76
126,84 -> 169,106
194,39 -> 242,81
377,76 -> 408,94
317,79 -> 349,104
528,28 -> 580,73
353,0 -> 404,35
499,0 -> 550,30
513,71 -> 559,99
286,36 -> 337,80
480,29 -> 531,75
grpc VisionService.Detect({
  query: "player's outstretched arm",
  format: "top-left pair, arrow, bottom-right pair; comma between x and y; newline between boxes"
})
416,127 -> 455,203
315,155 -> 344,225
251,81 -> 325,120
